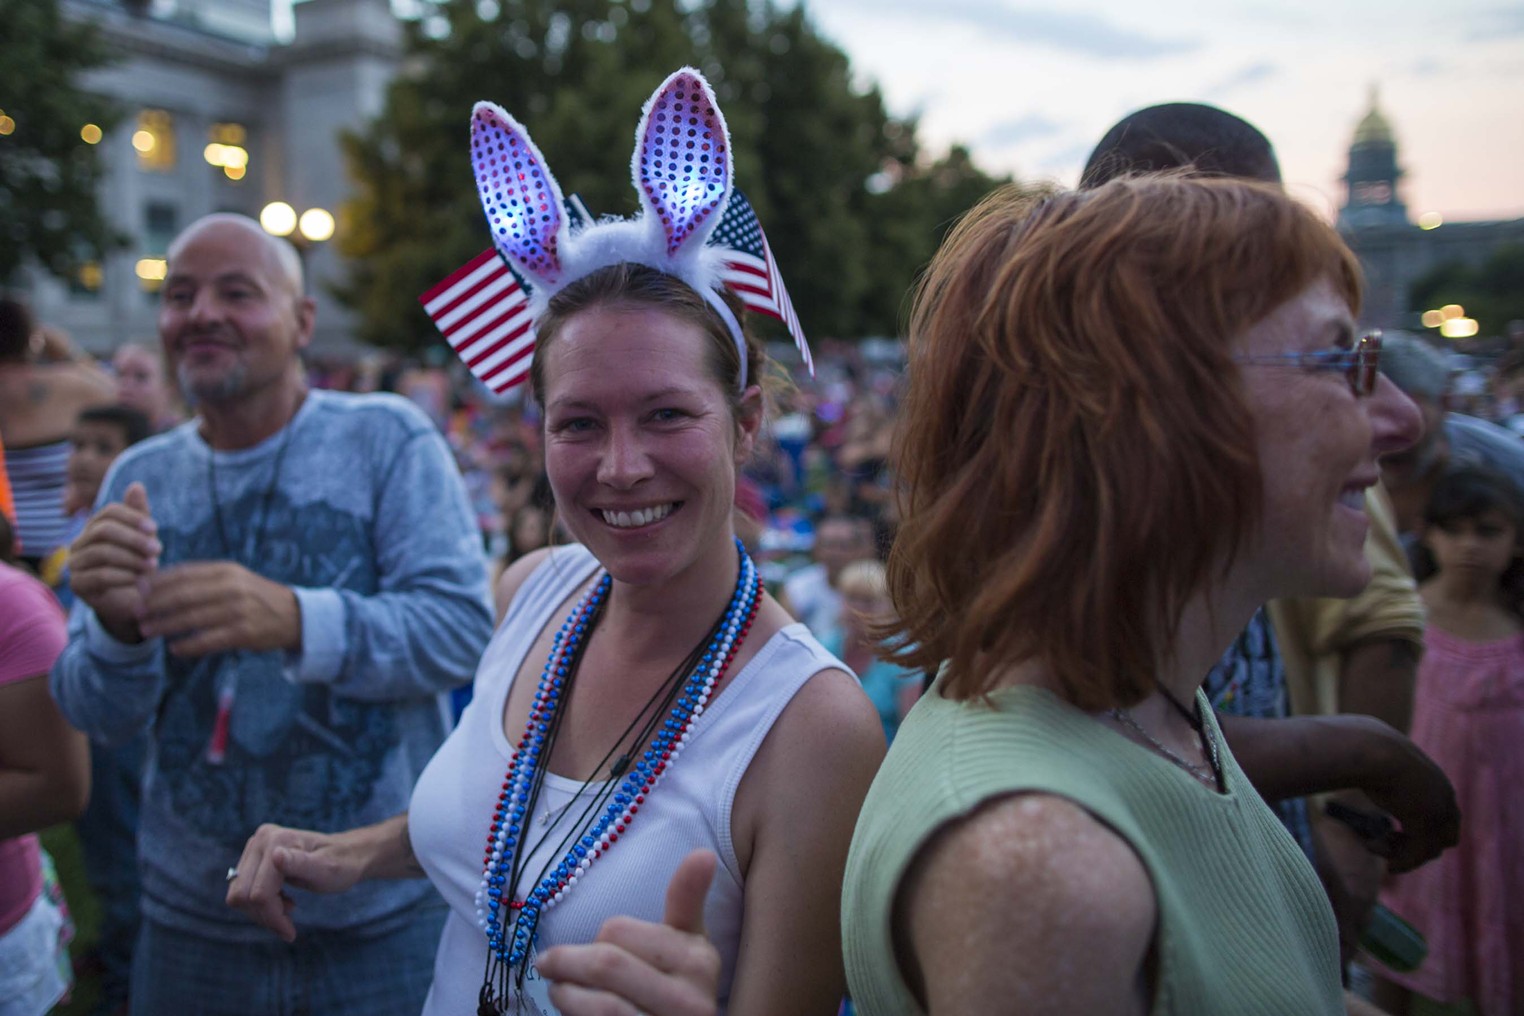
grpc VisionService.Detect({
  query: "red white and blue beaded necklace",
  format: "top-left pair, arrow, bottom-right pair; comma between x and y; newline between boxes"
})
475,538 -> 761,1014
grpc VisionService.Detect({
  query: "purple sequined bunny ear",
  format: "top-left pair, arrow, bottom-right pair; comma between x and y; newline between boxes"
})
633,68 -> 733,260
471,101 -> 567,290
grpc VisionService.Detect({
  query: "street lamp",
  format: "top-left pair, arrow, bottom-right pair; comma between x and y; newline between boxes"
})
259,201 -> 333,246
298,208 -> 335,243
1423,303 -> 1481,342
203,122 -> 250,180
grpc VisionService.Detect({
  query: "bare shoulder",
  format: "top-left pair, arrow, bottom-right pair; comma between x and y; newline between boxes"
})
733,658 -> 884,868
492,547 -> 557,621
721,657 -> 885,1010
58,360 -> 116,404
723,585 -> 881,811
741,662 -> 884,787
759,653 -> 885,778
908,793 -> 1156,929
753,592 -> 887,773
902,793 -> 1155,1014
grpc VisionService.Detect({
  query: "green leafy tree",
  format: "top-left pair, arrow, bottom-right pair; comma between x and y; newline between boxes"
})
337,0 -> 1007,350
0,0 -> 122,286
1410,244 -> 1524,339
859,142 -> 1011,336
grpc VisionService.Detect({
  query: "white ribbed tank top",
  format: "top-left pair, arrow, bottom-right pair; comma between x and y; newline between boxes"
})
410,545 -> 843,1015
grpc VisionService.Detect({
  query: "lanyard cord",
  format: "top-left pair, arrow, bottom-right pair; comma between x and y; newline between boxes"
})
200,419 -> 297,766
207,420 -> 297,564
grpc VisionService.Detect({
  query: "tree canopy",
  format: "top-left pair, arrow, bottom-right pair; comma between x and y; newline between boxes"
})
336,0 -> 1008,351
1409,244 -> 1524,340
0,0 -> 121,287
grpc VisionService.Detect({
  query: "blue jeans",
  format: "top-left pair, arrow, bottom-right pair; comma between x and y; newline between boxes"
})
129,901 -> 446,1016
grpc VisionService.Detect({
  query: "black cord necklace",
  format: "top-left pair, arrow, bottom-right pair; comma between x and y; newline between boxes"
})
491,585 -> 733,1002
478,569 -> 746,1011
201,415 -> 298,765
1155,681 -> 1223,791
207,418 -> 297,564
1156,681 -> 1201,728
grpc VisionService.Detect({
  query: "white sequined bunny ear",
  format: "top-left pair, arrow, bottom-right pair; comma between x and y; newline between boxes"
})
428,69 -> 807,394
471,101 -> 567,291
632,68 -> 733,265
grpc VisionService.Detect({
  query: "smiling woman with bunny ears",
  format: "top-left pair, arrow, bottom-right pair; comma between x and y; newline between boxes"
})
225,69 -> 884,1016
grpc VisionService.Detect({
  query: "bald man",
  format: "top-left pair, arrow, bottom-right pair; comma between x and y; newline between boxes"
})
51,214 -> 494,1014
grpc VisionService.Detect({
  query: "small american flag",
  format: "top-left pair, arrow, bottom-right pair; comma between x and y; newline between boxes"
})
418,249 -> 535,394
419,196 -> 592,394
713,190 -> 812,374
421,191 -> 810,392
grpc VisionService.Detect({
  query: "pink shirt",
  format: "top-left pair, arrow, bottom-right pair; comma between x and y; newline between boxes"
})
0,563 -> 68,934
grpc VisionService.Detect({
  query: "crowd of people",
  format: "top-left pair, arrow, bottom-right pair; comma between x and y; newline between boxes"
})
0,72 -> 1519,1016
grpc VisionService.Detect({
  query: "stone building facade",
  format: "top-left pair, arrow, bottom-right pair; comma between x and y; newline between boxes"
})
1338,90 -> 1524,333
22,9 -> 1523,351
27,0 -> 399,353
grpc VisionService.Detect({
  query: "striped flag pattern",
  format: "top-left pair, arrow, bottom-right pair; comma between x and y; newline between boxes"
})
418,249 -> 535,394
713,190 -> 812,374
421,191 -> 811,392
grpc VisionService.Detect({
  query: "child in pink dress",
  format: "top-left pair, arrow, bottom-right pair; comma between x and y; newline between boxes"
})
1374,468 -> 1524,1016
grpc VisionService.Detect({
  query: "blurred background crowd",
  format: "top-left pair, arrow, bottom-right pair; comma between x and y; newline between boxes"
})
11,314 -> 1524,748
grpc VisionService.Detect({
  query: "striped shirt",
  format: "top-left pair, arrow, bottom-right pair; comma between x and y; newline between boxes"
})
6,440 -> 71,560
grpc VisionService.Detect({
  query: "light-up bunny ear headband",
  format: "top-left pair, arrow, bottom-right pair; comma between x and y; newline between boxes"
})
419,67 -> 813,394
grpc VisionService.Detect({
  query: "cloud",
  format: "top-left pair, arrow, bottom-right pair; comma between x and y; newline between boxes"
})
821,0 -> 1200,60
1236,5 -> 1314,30
1409,58 -> 1445,78
1207,61 -> 1278,95
1464,6 -> 1524,40
981,113 -> 1066,148
1034,141 -> 1097,175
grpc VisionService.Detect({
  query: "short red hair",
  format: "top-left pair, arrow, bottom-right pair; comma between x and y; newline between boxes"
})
885,176 -> 1362,707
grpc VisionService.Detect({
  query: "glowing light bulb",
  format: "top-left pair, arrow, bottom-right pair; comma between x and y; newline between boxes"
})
298,208 -> 335,243
135,258 -> 168,281
260,202 -> 297,237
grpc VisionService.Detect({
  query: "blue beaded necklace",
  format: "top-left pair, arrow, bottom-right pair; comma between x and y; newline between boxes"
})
476,538 -> 761,1014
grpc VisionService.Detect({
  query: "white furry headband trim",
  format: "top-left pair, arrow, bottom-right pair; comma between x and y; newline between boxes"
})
472,68 -> 748,387
423,68 -> 812,395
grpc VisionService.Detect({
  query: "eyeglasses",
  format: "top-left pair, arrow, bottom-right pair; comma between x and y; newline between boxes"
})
1234,330 -> 1383,397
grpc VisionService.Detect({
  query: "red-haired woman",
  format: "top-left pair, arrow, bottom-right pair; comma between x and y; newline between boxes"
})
842,177 -> 1422,1015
